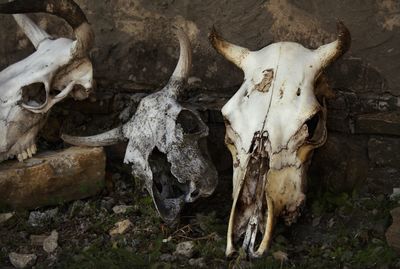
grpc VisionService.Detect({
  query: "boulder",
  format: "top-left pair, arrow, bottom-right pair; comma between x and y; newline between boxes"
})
0,147 -> 105,210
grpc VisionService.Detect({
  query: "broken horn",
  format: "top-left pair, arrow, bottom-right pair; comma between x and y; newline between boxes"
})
62,126 -> 126,147
209,26 -> 250,70
312,21 -> 351,74
168,27 -> 192,96
0,0 -> 94,56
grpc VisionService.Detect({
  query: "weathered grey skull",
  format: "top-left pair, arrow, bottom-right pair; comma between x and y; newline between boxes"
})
210,22 -> 351,258
62,29 -> 218,224
0,0 -> 94,163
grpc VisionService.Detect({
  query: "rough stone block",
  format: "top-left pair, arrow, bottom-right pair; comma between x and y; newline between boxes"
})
368,137 -> 400,168
309,133 -> 369,192
386,207 -> 400,254
0,147 -> 105,210
364,167 -> 400,195
355,111 -> 400,136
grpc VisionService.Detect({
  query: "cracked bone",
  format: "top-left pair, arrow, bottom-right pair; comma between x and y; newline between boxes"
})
0,0 -> 94,163
210,22 -> 351,258
62,29 -> 218,224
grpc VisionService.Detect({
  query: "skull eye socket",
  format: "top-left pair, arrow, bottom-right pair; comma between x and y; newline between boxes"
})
305,111 -> 325,145
177,110 -> 205,135
21,82 -> 46,107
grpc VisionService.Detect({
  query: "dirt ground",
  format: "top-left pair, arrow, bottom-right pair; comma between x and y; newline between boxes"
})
1,156 -> 399,269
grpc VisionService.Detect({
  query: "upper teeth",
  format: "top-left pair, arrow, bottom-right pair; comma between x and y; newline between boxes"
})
17,144 -> 37,162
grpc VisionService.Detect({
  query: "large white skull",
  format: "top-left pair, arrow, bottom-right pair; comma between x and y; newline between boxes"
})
0,0 -> 94,162
210,22 -> 351,258
62,29 -> 218,224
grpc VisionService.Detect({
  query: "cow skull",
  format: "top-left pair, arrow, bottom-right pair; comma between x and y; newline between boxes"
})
210,22 -> 350,258
0,0 -> 94,163
62,29 -> 218,224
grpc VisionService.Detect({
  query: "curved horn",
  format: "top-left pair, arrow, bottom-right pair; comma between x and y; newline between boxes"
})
12,14 -> 51,49
0,0 -> 94,56
167,28 -> 192,96
170,28 -> 192,81
62,126 -> 126,147
209,26 -> 250,70
312,21 -> 351,74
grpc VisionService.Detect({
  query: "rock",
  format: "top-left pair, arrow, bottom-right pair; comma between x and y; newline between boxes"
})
109,219 -> 132,236
43,230 -> 59,253
310,133 -> 369,192
101,197 -> 115,211
368,137 -> 400,168
189,257 -> 206,268
386,207 -> 400,253
0,212 -> 14,224
80,202 -> 96,217
312,217 -> 321,227
390,188 -> 400,200
30,234 -> 48,246
364,167 -> 400,194
69,200 -> 85,217
0,147 -> 106,210
160,253 -> 176,262
9,252 -> 37,268
112,205 -> 133,214
173,241 -> 195,258
28,208 -> 58,227
355,111 -> 400,136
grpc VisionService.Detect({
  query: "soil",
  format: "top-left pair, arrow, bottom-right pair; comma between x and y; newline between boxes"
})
1,158 -> 399,269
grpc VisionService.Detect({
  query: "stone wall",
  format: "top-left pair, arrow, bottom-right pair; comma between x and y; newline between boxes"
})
0,0 -> 399,193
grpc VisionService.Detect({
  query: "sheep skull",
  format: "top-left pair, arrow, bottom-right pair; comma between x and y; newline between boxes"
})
0,0 -> 94,162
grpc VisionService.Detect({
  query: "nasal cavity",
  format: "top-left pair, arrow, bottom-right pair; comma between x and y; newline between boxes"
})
190,189 -> 200,199
21,82 -> 46,107
305,112 -> 320,139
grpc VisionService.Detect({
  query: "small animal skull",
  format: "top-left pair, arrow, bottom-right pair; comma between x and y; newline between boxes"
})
62,29 -> 218,224
210,22 -> 351,258
0,0 -> 94,162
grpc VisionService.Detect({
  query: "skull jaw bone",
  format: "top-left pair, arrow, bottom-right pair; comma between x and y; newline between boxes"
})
225,151 -> 309,258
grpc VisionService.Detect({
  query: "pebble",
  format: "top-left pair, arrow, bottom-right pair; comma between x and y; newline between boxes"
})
69,200 -> 84,217
0,212 -> 14,224
9,252 -> 37,268
101,197 -> 115,211
312,216 -> 321,227
109,219 -> 132,236
43,230 -> 59,253
173,241 -> 195,258
189,257 -> 206,268
30,234 -> 48,246
28,208 -> 58,227
160,253 -> 176,262
112,205 -> 133,214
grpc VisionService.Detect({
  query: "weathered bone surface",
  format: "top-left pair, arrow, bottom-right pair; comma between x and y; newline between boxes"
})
62,29 -> 218,224
0,0 -> 94,163
210,22 -> 350,258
